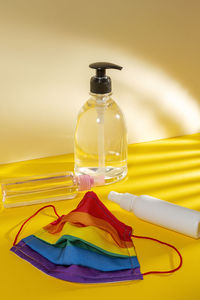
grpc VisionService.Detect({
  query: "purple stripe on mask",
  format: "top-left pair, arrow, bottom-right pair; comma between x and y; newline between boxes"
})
11,241 -> 143,283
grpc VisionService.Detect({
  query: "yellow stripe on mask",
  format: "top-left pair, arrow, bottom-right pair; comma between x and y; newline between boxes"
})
34,222 -> 136,257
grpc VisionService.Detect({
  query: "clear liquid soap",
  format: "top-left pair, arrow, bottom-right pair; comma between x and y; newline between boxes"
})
74,62 -> 128,184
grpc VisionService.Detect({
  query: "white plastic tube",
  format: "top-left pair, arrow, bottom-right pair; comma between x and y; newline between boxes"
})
108,191 -> 200,239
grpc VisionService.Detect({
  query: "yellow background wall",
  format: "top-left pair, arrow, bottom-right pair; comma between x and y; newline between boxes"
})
0,0 -> 200,163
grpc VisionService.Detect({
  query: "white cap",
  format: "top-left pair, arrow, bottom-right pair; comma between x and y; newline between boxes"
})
108,191 -> 137,211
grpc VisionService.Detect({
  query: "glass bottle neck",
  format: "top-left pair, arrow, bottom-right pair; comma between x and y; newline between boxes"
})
90,92 -> 112,103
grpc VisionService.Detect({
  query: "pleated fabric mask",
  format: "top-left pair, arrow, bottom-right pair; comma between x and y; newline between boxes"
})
11,191 -> 182,284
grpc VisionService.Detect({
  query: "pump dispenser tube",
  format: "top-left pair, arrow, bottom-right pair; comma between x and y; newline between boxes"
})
96,99 -> 105,174
108,191 -> 200,239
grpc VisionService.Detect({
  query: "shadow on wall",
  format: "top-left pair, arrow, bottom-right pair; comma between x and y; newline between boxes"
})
114,57 -> 200,143
0,3 -> 200,163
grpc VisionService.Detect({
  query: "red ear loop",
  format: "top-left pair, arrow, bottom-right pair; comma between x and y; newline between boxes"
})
131,234 -> 183,276
13,205 -> 60,246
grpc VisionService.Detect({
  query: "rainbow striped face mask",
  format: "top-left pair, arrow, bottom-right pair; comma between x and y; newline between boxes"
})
11,192 -> 182,284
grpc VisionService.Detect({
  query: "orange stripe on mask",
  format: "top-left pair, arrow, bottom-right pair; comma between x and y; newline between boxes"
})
44,211 -> 133,249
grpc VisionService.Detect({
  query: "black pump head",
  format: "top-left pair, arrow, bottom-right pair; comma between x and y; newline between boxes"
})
89,62 -> 122,94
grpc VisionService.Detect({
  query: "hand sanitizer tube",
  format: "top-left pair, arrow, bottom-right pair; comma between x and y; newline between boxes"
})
108,191 -> 200,239
2,172 -> 104,208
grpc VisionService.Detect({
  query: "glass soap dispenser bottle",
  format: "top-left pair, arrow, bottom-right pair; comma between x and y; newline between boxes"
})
74,62 -> 128,184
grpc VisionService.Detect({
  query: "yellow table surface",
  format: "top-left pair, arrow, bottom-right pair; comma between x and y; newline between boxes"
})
0,133 -> 200,300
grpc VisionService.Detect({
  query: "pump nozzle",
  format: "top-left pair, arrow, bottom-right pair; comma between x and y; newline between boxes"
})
89,62 -> 122,94
108,191 -> 137,211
